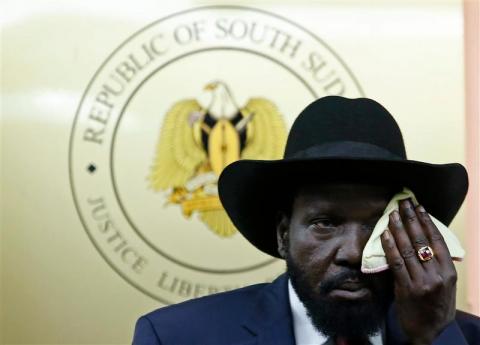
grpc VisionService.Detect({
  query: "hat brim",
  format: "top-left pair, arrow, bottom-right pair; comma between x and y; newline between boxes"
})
218,158 -> 468,258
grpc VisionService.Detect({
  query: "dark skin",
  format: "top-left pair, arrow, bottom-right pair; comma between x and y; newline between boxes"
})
277,183 -> 456,344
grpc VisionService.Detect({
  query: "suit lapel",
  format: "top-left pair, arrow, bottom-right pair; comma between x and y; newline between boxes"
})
242,274 -> 295,345
385,303 -> 409,345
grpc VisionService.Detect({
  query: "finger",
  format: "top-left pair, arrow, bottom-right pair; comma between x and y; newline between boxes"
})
415,205 -> 454,269
388,210 -> 424,281
398,199 -> 438,274
381,229 -> 411,287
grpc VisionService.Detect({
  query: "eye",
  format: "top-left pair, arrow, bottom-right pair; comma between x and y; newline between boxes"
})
310,218 -> 337,232
313,218 -> 334,227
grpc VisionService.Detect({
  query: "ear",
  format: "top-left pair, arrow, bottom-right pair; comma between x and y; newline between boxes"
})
276,213 -> 289,259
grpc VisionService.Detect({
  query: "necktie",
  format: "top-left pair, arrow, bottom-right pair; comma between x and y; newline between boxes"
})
334,336 -> 372,345
335,337 -> 349,345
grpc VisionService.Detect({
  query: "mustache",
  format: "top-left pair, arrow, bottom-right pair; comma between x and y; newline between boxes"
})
319,270 -> 372,294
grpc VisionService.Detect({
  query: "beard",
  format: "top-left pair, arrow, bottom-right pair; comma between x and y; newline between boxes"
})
286,251 -> 393,341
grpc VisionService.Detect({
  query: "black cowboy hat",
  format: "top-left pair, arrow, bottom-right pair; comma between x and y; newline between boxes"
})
218,96 -> 469,258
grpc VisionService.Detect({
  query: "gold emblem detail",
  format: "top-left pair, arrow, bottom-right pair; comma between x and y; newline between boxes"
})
148,81 -> 287,237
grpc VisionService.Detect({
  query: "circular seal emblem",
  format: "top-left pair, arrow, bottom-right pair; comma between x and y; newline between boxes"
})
70,6 -> 364,304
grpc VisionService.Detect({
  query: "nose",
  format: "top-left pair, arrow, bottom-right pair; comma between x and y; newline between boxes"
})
334,223 -> 370,268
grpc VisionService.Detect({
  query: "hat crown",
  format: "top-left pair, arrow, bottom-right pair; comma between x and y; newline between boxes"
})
284,96 -> 407,160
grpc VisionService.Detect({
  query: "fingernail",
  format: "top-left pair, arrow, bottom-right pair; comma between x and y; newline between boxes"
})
390,210 -> 400,222
417,205 -> 426,213
383,229 -> 390,240
402,198 -> 413,209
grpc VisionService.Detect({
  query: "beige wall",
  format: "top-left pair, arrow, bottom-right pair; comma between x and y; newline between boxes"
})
464,0 -> 480,316
1,1 -> 475,344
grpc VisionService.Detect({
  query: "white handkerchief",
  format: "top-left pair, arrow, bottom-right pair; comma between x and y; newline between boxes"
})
361,187 -> 465,274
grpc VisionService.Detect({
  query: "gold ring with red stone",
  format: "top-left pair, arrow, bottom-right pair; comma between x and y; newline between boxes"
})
417,246 -> 434,262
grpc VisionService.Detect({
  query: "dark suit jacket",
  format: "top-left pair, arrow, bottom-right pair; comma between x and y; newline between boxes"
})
133,274 -> 480,345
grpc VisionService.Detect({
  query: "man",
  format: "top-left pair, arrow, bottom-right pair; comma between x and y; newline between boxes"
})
133,96 -> 480,344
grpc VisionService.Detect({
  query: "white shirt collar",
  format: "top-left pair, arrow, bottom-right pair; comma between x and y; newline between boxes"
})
288,279 -> 384,345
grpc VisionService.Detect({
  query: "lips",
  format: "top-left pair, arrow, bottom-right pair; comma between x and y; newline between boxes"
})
337,281 -> 364,291
328,280 -> 371,300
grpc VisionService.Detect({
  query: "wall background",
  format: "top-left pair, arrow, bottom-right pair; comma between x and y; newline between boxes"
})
1,0 -> 475,344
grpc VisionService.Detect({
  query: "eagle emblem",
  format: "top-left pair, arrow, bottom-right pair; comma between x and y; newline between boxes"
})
148,81 -> 287,237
